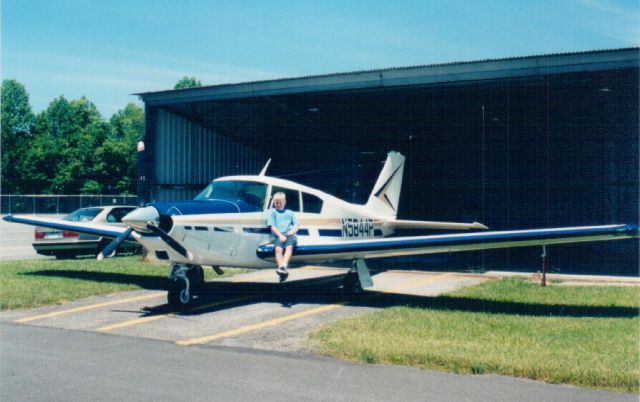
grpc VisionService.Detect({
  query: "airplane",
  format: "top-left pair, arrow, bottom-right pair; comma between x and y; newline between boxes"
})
4,152 -> 638,309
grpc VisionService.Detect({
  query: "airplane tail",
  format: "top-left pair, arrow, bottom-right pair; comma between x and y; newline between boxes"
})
365,151 -> 405,218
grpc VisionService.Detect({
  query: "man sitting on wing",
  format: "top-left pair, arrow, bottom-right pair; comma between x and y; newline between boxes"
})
267,192 -> 299,279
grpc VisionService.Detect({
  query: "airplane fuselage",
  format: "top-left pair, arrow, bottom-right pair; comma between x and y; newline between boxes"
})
128,175 -> 394,268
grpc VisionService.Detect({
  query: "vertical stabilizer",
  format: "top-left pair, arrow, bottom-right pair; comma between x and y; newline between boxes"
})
365,151 -> 405,217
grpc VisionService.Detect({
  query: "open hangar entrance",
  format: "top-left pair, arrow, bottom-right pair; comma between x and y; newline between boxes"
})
138,48 -> 639,275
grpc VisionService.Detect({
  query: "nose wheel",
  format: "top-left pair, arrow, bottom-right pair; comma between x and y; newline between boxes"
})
167,264 -> 205,309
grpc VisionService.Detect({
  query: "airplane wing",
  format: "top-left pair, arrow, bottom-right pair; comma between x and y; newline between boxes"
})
257,224 -> 639,262
385,219 -> 488,230
3,214 -> 133,240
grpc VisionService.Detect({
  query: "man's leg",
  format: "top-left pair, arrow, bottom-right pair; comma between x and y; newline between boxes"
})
275,246 -> 284,268
283,245 -> 294,268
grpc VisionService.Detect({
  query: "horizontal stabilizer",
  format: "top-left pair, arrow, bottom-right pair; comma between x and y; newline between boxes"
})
387,219 -> 488,231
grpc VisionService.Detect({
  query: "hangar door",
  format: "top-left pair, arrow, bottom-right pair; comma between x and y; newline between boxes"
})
148,108 -> 264,201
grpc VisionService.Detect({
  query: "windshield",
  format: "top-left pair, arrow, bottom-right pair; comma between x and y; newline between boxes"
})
195,181 -> 268,209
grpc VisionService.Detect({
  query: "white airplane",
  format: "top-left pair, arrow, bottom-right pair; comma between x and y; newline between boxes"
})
4,152 -> 638,308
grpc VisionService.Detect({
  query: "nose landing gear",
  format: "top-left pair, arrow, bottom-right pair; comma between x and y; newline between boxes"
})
167,264 -> 205,309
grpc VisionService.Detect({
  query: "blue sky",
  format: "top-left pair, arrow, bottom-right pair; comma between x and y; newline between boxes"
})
2,0 -> 639,118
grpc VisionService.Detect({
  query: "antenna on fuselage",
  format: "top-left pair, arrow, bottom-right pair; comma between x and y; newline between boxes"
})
259,158 -> 271,176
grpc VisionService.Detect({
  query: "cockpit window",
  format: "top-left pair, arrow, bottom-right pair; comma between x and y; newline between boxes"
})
195,181 -> 268,209
302,192 -> 323,213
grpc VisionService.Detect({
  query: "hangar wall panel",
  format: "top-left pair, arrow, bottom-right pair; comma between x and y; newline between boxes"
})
153,109 -> 262,201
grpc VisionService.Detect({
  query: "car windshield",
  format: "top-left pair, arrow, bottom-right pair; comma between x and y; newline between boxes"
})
194,181 -> 268,209
63,208 -> 103,222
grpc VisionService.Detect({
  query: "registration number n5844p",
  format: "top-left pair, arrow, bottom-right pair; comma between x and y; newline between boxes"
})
341,218 -> 374,238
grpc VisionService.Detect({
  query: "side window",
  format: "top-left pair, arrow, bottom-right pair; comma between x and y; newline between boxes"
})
107,208 -> 135,223
271,187 -> 300,212
302,192 -> 323,214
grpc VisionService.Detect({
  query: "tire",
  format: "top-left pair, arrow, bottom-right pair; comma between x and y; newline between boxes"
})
187,265 -> 205,288
342,272 -> 363,295
167,277 -> 192,310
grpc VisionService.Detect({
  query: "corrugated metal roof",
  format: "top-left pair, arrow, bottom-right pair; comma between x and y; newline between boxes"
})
136,47 -> 639,99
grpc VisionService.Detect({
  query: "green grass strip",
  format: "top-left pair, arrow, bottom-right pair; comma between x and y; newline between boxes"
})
0,257 -> 248,310
310,278 -> 640,393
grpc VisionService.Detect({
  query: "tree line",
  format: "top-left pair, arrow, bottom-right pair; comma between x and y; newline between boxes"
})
1,76 -> 201,195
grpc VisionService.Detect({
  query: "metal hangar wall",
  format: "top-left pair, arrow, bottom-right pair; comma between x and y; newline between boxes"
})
137,48 -> 639,274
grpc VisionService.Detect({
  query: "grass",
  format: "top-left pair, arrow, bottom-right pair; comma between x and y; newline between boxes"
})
0,256 -> 249,310
309,278 -> 640,393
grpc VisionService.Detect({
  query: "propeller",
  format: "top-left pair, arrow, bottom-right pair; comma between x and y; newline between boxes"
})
97,227 -> 134,261
145,223 -> 192,260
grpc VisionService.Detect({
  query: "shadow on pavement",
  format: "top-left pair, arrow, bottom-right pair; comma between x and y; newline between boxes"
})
23,269 -> 638,319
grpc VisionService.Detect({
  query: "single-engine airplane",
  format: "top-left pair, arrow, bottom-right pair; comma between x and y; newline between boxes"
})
4,152 -> 638,308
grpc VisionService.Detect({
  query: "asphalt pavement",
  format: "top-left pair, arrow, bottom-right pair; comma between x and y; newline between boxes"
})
1,322 -> 634,402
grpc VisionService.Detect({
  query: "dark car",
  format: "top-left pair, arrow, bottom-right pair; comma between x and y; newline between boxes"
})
33,205 -> 141,259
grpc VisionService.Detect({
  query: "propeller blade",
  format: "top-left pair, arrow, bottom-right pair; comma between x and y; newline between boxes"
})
146,223 -> 191,259
97,227 -> 133,260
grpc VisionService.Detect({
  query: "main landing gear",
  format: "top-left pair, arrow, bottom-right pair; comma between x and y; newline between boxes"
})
342,259 -> 374,296
167,264 -> 205,309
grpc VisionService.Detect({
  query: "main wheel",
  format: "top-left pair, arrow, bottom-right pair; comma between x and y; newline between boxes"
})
167,277 -> 192,310
342,272 -> 363,295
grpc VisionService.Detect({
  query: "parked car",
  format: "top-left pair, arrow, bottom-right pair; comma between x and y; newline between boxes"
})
33,205 -> 141,259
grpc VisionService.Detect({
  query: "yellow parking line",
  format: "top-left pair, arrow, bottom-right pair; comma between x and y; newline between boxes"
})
176,303 -> 345,346
15,292 -> 165,324
96,294 -> 255,332
176,273 -> 451,346
95,270 -> 288,332
96,314 -> 173,332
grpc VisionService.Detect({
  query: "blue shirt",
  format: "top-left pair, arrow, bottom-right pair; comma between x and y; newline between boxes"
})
267,208 -> 298,235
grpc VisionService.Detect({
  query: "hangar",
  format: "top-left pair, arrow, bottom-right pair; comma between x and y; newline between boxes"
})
136,48 -> 639,274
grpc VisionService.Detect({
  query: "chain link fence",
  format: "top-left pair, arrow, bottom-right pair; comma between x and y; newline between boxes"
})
1,195 -> 140,214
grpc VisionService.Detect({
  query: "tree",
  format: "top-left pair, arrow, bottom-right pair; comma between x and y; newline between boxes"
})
93,103 -> 144,194
32,96 -> 110,194
1,81 -> 144,195
174,76 -> 202,90
1,79 -> 35,193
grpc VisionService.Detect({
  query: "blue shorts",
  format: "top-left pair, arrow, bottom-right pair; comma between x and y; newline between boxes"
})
274,235 -> 297,248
